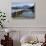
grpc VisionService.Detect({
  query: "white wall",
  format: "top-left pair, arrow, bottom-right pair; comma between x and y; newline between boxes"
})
0,30 -> 46,46
6,0 -> 46,27
0,0 -> 46,28
0,1 -> 46,46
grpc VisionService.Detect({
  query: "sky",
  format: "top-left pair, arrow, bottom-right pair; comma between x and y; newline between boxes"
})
11,0 -> 35,7
11,0 -> 35,3
12,3 -> 34,7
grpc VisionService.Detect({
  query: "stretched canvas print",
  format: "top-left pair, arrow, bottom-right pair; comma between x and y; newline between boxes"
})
11,2 -> 35,19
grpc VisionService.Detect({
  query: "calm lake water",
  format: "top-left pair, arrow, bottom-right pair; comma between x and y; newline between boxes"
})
22,11 -> 34,17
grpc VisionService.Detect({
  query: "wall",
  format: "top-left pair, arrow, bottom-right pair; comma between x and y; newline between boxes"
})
0,0 -> 46,27
0,30 -> 46,46
0,0 -> 46,46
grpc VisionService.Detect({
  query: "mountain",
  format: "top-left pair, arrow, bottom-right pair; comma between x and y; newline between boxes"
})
12,5 -> 33,9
